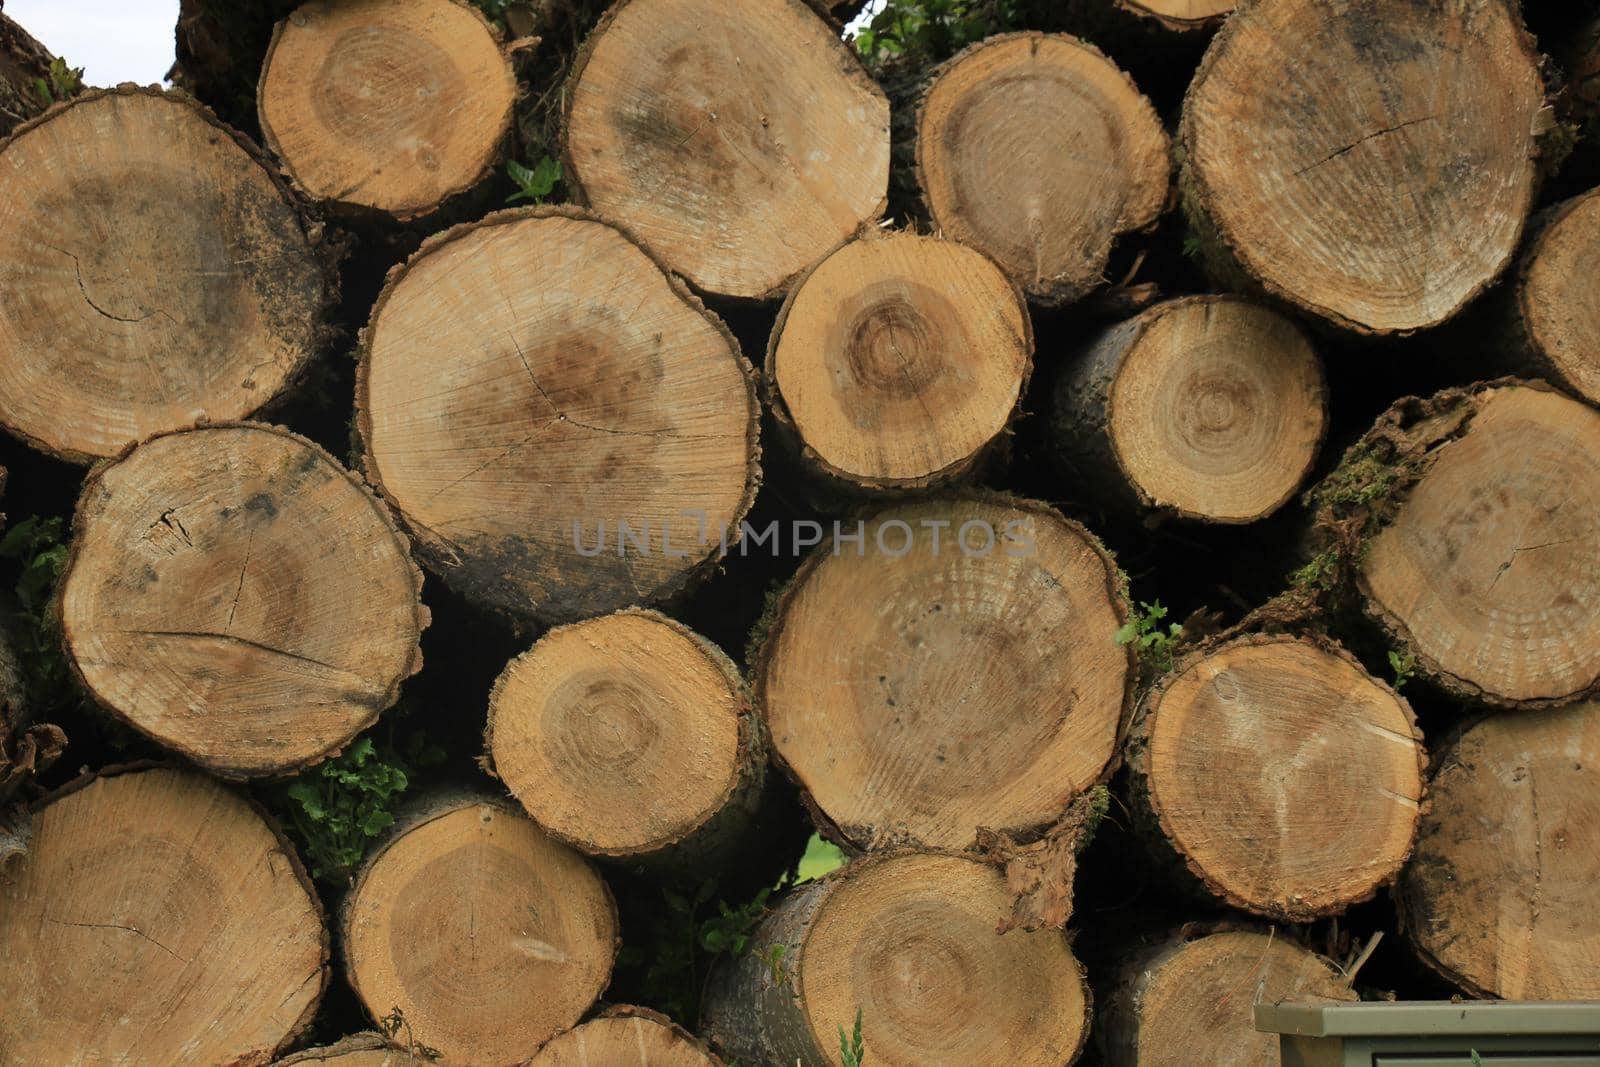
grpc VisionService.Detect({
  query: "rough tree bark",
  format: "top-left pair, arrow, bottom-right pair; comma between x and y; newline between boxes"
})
1053,294 -> 1326,524
562,0 -> 890,300
258,0 -> 518,220
529,1006 -> 722,1066
342,791 -> 619,1066
1127,634 -> 1425,921
1323,381 -> 1600,708
915,32 -> 1169,305
59,424 -> 427,779
765,229 -> 1032,497
0,86 -> 333,462
1099,926 -> 1357,1067
0,766 -> 328,1065
701,851 -> 1092,1067
273,1034 -> 426,1066
757,494 -> 1133,851
0,7 -> 54,137
357,207 -> 760,625
485,608 -> 767,875
1399,699 -> 1600,1000
1180,0 -> 1547,334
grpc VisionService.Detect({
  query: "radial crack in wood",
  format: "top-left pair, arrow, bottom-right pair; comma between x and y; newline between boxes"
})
1399,699 -> 1600,1000
562,0 -> 890,299
0,87 -> 331,462
0,767 -> 327,1065
357,207 -> 760,624
916,32 -> 1169,306
342,793 -> 618,1066
767,230 -> 1031,494
60,423 -> 427,778
1180,0 -> 1545,333
758,495 -> 1132,851
1131,635 -> 1425,920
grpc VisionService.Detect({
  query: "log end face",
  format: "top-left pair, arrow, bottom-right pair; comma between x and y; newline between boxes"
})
257,0 -> 516,218
1182,0 -> 1544,333
487,609 -> 748,858
563,0 -> 890,299
916,32 -> 1170,305
1105,295 -> 1326,523
1360,384 -> 1600,706
1522,190 -> 1600,405
1144,635 -> 1424,920
1400,700 -> 1600,999
770,231 -> 1031,490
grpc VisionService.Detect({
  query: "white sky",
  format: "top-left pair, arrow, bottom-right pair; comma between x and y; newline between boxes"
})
7,0 -> 178,87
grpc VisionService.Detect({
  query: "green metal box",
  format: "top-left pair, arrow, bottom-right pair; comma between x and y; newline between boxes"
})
1255,1001 -> 1600,1067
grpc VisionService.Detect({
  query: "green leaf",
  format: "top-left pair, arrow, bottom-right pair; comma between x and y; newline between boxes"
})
796,833 -> 846,882
1114,621 -> 1139,645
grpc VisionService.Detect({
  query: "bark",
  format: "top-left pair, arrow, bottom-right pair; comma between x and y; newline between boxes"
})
914,32 -> 1169,305
1052,294 -> 1326,524
561,0 -> 889,300
272,1033 -> 427,1066
764,228 -> 1032,500
0,7 -> 53,137
0,85 -> 336,463
355,206 -> 760,625
530,1006 -> 722,1066
59,423 -> 427,779
342,790 -> 619,1066
1179,0 -> 1548,334
485,608 -> 770,878
0,765 -> 328,1065
1291,380 -> 1600,709
1099,925 -> 1357,1067
1125,632 -> 1425,921
257,0 -> 519,221
701,851 -> 1092,1067
755,493 -> 1133,852
1398,699 -> 1600,1000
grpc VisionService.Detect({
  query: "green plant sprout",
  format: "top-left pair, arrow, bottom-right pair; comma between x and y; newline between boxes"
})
1115,599 -> 1183,675
1388,649 -> 1416,689
839,1007 -> 866,1067
33,58 -> 83,108
507,156 -> 561,204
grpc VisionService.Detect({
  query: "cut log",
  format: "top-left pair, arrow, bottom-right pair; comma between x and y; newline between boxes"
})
485,608 -> 765,870
258,0 -> 516,219
0,86 -> 331,462
1180,0 -> 1545,333
59,423 -> 426,778
1052,294 -> 1326,524
1100,927 -> 1356,1067
1129,634 -> 1424,921
758,495 -> 1132,850
529,1006 -> 721,1066
274,1034 -> 425,1065
562,0 -> 889,299
915,32 -> 1168,305
342,792 -> 619,1066
1399,699 -> 1600,1000
766,230 -> 1031,495
703,851 -> 1091,1067
1503,189 -> 1600,404
0,767 -> 327,1064
1114,0 -> 1232,31
358,207 -> 759,624
1347,382 -> 1600,707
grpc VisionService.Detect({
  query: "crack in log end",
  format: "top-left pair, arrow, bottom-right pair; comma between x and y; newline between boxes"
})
1295,116 -> 1439,178
46,918 -> 187,962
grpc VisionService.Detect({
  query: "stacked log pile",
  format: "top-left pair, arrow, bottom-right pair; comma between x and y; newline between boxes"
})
0,0 -> 1597,1064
